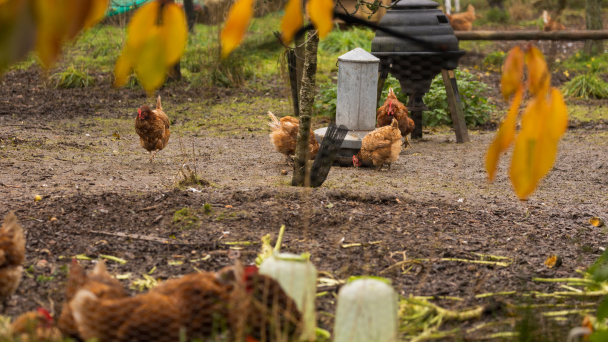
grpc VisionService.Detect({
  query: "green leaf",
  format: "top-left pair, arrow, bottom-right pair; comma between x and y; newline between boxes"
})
590,330 -> 608,342
598,297 -> 608,321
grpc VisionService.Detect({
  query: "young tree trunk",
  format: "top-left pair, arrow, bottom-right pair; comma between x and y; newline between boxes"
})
183,0 -> 197,31
294,33 -> 305,116
292,30 -> 319,187
584,0 -> 603,55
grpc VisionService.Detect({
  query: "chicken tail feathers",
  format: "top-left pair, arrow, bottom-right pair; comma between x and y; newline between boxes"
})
156,95 -> 162,111
0,211 -> 25,265
309,124 -> 348,188
92,260 -> 110,277
267,111 -> 281,130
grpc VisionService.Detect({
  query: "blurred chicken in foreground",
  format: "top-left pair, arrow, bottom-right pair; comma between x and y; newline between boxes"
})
0,212 -> 25,311
377,88 -> 414,148
11,308 -> 63,342
135,96 -> 171,163
353,118 -> 402,171
58,259 -> 127,339
268,111 -> 319,165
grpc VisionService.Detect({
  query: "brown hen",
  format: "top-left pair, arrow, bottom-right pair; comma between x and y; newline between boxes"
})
353,118 -> 402,171
11,308 -> 63,342
445,4 -> 476,31
135,96 -> 171,163
268,111 -> 319,165
58,259 -> 127,339
543,11 -> 566,31
376,87 -> 414,148
0,212 -> 25,311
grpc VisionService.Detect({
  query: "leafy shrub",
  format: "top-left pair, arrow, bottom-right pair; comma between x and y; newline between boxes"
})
318,25 -> 375,54
562,73 -> 608,99
314,82 -> 338,117
483,51 -> 506,71
423,69 -> 496,126
486,8 -> 510,23
51,66 -> 94,89
315,69 -> 495,126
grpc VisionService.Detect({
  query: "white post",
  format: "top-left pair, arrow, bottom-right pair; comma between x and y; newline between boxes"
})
454,0 -> 460,12
445,0 -> 451,14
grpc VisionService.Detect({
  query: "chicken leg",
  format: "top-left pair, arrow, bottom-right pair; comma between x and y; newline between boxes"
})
285,155 -> 294,166
402,136 -> 413,149
376,164 -> 383,172
149,151 -> 157,163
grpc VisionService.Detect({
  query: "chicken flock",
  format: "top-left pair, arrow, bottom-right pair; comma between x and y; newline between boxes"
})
0,212 -> 302,342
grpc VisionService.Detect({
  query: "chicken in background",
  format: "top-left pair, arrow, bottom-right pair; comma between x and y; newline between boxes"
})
353,118 -> 402,171
446,4 -> 476,31
0,212 -> 25,311
58,259 -> 127,339
135,96 -> 171,163
268,111 -> 319,165
377,88 -> 414,148
543,10 -> 566,31
70,271 -> 233,342
11,308 -> 63,342
219,264 -> 302,342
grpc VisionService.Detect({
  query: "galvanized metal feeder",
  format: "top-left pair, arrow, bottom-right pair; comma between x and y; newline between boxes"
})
371,0 -> 470,142
314,48 -> 380,165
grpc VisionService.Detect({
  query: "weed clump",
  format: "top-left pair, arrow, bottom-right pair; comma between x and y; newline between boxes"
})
173,207 -> 199,230
51,65 -> 94,88
562,73 -> 608,99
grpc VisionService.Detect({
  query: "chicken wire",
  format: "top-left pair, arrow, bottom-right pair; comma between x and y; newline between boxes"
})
49,262 -> 303,342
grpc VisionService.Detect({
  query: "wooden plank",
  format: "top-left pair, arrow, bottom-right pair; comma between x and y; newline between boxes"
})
441,69 -> 470,143
455,30 -> 608,41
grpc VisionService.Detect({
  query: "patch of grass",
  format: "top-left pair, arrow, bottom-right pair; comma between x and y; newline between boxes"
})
568,104 -> 608,122
318,25 -> 375,54
51,65 -> 94,88
482,51 -> 506,72
562,73 -> 608,99
36,275 -> 54,283
203,203 -> 213,215
560,52 -> 608,73
173,207 -> 199,230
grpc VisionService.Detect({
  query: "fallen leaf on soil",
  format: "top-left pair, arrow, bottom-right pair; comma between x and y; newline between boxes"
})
34,195 -> 42,201
590,217 -> 605,227
544,254 -> 562,268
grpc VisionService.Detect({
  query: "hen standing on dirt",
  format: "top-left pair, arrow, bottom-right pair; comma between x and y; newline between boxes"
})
135,96 -> 171,163
353,118 -> 402,171
268,111 -> 319,165
377,88 -> 414,148
0,212 -> 25,312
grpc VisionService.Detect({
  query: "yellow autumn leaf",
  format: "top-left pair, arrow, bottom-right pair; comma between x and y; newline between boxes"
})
308,0 -> 334,38
547,88 -> 568,140
66,0 -> 94,40
0,0 -> 37,74
134,30 -> 167,94
486,86 -> 523,181
114,47 -> 134,87
510,97 -> 558,200
33,0 -> 71,68
221,0 -> 254,58
83,0 -> 109,28
159,2 -> 187,66
500,46 -> 524,100
544,255 -> 562,268
589,217 -> 605,227
525,46 -> 550,97
127,1 -> 159,51
281,0 -> 303,44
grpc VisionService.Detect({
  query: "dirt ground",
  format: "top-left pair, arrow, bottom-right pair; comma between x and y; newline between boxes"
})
1,61 -> 608,338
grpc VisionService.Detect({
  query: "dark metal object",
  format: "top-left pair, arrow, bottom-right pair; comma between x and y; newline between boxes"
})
309,125 -> 349,187
371,0 -> 466,139
287,50 -> 300,116
455,30 -> 608,40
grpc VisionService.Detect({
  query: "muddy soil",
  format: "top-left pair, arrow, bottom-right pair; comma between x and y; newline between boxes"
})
1,63 -> 608,339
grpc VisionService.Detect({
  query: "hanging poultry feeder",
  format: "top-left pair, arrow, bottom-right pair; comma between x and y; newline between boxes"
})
371,0 -> 466,139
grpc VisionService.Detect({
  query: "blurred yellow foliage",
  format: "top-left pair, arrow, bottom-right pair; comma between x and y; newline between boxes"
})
486,45 -> 568,200
114,1 -> 187,94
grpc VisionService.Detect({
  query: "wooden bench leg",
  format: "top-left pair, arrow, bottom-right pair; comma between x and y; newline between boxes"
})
441,69 -> 470,143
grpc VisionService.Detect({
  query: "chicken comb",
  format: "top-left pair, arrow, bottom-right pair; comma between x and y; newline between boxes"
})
36,308 -> 53,323
244,265 -> 259,278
